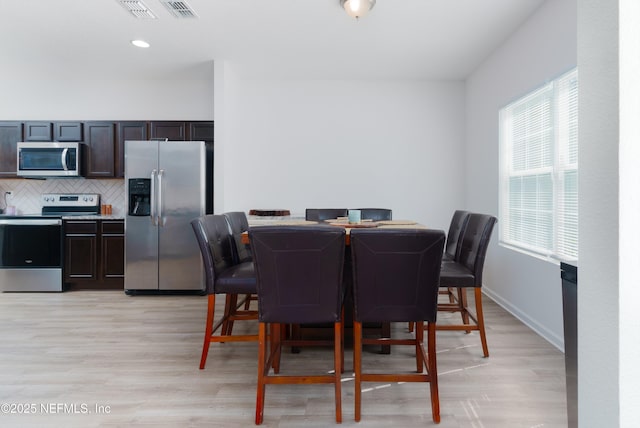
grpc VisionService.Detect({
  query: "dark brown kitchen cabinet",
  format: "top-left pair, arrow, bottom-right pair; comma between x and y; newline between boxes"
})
24,121 -> 53,141
54,122 -> 83,141
0,121 -> 22,177
189,121 -> 214,142
116,121 -> 148,178
64,220 -> 98,282
101,221 -> 125,281
84,121 -> 115,177
150,121 -> 187,140
64,219 -> 124,290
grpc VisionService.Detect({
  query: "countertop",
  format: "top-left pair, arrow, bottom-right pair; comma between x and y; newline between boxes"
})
62,215 -> 124,220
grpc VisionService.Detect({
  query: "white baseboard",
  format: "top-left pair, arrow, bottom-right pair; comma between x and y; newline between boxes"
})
482,286 -> 565,352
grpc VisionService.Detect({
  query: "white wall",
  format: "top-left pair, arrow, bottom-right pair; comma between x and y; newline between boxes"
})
218,73 -> 466,229
465,0 -> 577,348
0,71 -> 214,120
579,0 -> 640,425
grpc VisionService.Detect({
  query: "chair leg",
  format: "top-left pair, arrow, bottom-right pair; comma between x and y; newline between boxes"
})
340,307 -> 345,373
475,288 -> 489,357
426,322 -> 440,423
244,293 -> 253,310
271,323 -> 282,373
354,320 -> 363,422
255,322 -> 268,425
458,288 -> 470,330
334,321 -> 342,423
222,294 -> 238,336
415,321 -> 424,373
199,294 -> 215,369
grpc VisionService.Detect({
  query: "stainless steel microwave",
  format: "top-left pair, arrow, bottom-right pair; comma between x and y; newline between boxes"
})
17,142 -> 82,177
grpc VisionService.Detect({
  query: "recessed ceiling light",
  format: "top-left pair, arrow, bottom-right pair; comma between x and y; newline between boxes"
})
131,40 -> 150,48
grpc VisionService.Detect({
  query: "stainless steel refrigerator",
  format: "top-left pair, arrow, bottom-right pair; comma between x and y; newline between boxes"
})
124,140 -> 206,293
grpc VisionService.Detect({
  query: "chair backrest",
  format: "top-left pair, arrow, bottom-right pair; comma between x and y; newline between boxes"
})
305,208 -> 348,222
457,213 -> 497,285
350,228 -> 445,323
249,226 -> 346,324
223,211 -> 252,263
191,214 -> 236,293
356,208 -> 392,221
445,210 -> 470,260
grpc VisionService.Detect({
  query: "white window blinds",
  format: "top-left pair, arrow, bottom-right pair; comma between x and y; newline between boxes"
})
499,68 -> 578,262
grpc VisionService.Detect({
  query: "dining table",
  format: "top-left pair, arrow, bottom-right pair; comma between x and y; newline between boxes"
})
241,217 -> 429,353
241,217 -> 426,246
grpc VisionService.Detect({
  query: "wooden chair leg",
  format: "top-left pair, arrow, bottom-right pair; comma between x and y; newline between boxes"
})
334,321 -> 342,423
379,322 -> 391,354
199,294 -> 215,369
426,322 -> 440,423
221,294 -> 236,336
415,321 -> 424,373
354,320 -> 363,422
475,288 -> 489,357
457,288 -> 470,329
271,323 -> 282,373
255,322 -> 268,425
340,307 -> 345,373
244,293 -> 253,310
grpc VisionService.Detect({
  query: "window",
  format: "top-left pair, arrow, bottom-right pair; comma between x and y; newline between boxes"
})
499,68 -> 578,262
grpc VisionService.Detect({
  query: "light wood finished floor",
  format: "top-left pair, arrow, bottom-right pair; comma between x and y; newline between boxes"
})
0,290 -> 568,427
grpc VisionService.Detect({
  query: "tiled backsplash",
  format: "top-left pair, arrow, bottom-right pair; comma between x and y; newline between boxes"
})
0,179 -> 125,216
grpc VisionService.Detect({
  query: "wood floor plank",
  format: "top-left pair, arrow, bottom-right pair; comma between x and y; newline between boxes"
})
0,290 -> 567,427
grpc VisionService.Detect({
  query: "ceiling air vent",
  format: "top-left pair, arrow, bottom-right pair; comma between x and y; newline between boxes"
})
117,0 -> 157,19
159,0 -> 198,18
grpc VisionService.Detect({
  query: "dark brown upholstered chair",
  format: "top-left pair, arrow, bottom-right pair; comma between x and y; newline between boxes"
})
355,208 -> 392,221
444,210 -> 470,261
350,228 -> 445,423
433,213 -> 497,357
223,211 -> 252,263
249,226 -> 346,425
438,210 -> 471,313
305,208 -> 348,221
222,211 -> 256,333
409,209 -> 471,333
191,214 -> 258,370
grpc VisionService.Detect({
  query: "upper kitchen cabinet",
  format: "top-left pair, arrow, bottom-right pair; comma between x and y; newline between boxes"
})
84,121 -> 115,178
189,121 -> 214,143
54,122 -> 83,141
24,122 -> 53,141
150,121 -> 187,141
116,121 -> 147,178
0,121 -> 22,177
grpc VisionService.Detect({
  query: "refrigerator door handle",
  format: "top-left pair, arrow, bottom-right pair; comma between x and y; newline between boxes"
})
157,169 -> 165,227
150,169 -> 158,226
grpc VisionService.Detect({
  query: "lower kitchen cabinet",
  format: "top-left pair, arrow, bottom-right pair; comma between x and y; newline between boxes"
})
64,219 -> 124,290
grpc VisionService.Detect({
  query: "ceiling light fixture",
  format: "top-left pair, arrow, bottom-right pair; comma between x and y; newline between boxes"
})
340,0 -> 376,19
131,40 -> 150,48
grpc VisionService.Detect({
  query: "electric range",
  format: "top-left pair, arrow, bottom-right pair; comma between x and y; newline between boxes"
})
0,193 -> 100,292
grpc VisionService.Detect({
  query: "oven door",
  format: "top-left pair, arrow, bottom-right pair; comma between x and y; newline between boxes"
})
0,218 -> 63,292
0,219 -> 62,267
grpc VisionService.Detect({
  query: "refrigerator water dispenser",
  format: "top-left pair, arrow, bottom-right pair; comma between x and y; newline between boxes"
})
128,178 -> 151,216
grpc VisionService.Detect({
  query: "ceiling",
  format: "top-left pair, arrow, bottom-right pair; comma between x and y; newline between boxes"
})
0,0 -> 545,81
